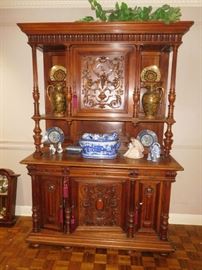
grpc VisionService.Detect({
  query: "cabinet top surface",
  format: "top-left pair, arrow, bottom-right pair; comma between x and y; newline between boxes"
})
17,21 -> 193,35
21,152 -> 183,171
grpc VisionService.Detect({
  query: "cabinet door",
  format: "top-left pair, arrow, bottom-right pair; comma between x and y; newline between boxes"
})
71,45 -> 135,118
70,176 -> 129,231
39,176 -> 63,231
135,181 -> 161,234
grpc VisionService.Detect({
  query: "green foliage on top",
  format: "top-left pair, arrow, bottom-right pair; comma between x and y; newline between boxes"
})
81,0 -> 181,24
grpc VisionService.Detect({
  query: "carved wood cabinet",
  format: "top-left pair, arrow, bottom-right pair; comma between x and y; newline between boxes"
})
18,21 -> 193,252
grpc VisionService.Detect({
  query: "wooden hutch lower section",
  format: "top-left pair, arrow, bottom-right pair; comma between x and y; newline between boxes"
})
24,155 -> 181,253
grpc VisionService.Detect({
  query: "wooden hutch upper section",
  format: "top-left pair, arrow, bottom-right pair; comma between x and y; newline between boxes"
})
17,21 -> 193,157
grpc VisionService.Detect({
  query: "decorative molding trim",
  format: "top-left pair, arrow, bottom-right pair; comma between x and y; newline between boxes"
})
16,205 -> 202,225
0,140 -> 33,150
0,0 -> 201,9
0,139 -> 200,151
27,33 -> 183,46
173,144 -> 202,150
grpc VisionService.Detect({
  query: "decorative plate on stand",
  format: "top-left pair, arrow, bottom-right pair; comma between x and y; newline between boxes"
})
141,65 -> 161,83
137,129 -> 158,148
49,65 -> 66,82
43,127 -> 64,144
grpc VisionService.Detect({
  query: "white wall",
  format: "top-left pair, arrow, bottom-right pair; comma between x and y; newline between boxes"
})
0,3 -> 201,224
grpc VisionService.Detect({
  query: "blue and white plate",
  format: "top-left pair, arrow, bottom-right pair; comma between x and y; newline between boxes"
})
137,129 -> 158,147
43,127 -> 64,144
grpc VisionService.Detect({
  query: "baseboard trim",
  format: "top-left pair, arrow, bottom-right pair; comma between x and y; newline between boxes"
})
169,213 -> 202,225
16,206 -> 202,225
16,205 -> 32,216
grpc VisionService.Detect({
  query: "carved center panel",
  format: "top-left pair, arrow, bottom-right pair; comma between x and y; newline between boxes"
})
79,182 -> 122,226
81,55 -> 125,110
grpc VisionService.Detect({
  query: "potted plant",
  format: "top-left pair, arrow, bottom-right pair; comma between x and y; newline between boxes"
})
81,0 -> 181,24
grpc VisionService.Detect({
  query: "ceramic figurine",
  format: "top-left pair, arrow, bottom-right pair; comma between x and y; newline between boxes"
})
147,142 -> 161,162
124,138 -> 144,159
57,142 -> 63,154
49,144 -> 56,155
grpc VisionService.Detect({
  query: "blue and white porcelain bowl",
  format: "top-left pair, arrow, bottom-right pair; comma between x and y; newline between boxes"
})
79,133 -> 120,159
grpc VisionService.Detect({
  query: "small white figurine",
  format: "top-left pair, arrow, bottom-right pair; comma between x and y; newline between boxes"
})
147,142 -> 161,162
124,138 -> 144,159
49,144 -> 56,155
57,142 -> 63,154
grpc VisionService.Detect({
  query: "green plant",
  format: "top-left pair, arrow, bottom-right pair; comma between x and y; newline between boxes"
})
81,0 -> 181,24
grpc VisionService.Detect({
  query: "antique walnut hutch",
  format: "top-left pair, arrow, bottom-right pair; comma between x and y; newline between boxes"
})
18,21 -> 193,252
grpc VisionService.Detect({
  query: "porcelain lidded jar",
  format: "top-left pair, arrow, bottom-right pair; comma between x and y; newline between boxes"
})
79,133 -> 120,159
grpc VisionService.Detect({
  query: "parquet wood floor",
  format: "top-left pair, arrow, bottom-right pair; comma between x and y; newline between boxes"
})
0,217 -> 201,270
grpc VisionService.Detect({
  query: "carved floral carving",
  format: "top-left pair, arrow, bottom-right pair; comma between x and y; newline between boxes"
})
81,55 -> 124,109
79,183 -> 121,226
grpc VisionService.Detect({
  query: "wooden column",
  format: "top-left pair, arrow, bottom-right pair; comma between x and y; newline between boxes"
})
127,170 -> 138,237
160,172 -> 176,240
133,45 -> 141,118
63,168 -> 71,234
31,45 -> 42,157
66,45 -> 72,117
164,45 -> 179,156
28,165 -> 40,233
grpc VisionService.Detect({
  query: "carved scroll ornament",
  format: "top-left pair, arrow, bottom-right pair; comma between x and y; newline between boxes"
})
79,183 -> 121,226
81,55 -> 124,110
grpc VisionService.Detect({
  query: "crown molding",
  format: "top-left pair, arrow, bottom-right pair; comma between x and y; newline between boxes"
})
0,0 -> 201,9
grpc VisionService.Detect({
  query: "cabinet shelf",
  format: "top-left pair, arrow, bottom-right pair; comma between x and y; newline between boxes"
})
132,117 -> 167,124
35,114 -> 168,124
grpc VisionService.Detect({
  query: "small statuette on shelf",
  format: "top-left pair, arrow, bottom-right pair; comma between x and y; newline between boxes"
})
57,142 -> 63,154
49,144 -> 56,155
123,138 -> 144,159
147,142 -> 161,162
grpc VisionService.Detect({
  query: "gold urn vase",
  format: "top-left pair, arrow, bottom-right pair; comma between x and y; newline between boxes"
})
47,83 -> 66,117
142,84 -> 163,118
